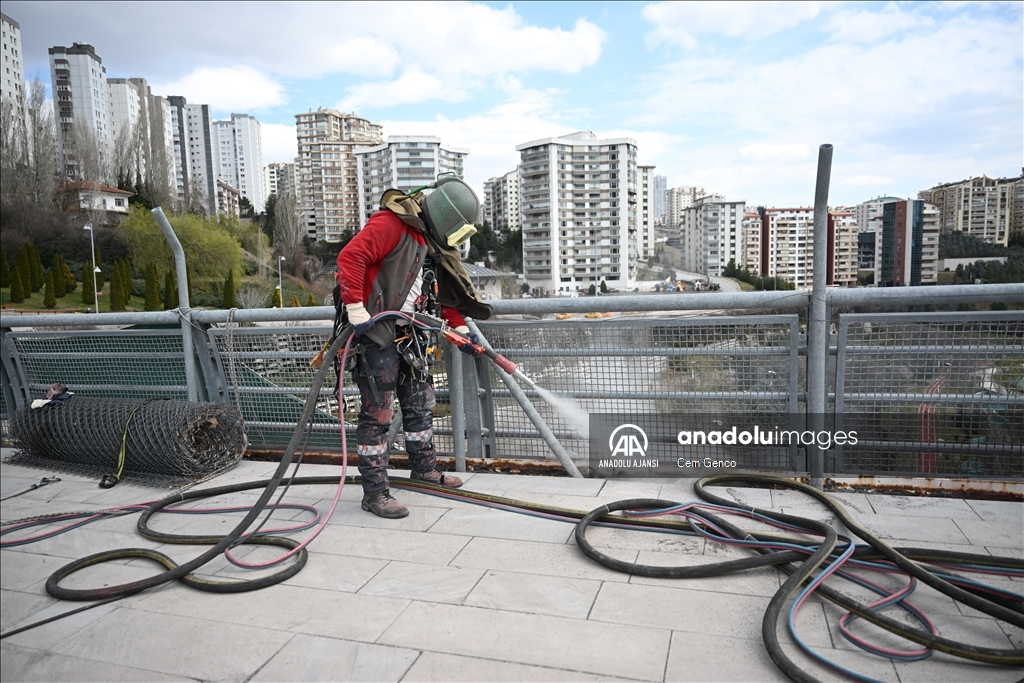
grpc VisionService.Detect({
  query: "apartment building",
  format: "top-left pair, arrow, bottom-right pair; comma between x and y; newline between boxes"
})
918,175 -> 1020,246
48,43 -> 113,179
212,113 -> 264,212
294,108 -> 382,242
664,185 -> 708,230
878,199 -> 940,287
653,174 -> 667,220
515,131 -> 639,293
483,169 -> 521,235
638,165 -> 657,260
354,135 -> 468,223
1,12 -> 26,131
679,195 -> 745,276
746,207 -> 859,288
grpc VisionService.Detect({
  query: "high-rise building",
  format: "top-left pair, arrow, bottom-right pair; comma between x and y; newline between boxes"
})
918,175 -> 1021,246
515,131 -> 639,293
748,207 -> 859,288
295,108 -> 382,242
878,199 -> 939,287
484,169 -> 521,235
680,195 -> 745,276
1,12 -> 27,131
48,43 -> 113,179
638,166 -> 657,261
212,113 -> 264,213
665,185 -> 708,231
185,103 -> 217,216
653,174 -> 667,220
354,135 -> 468,224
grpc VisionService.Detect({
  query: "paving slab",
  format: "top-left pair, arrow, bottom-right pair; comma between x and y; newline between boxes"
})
401,651 -> 637,682
313,522 -> 472,565
664,630 -> 790,683
1,642 -> 185,682
463,569 -> 601,619
427,506 -> 574,544
378,601 -> 671,681
465,473 -> 605,496
450,536 -> 635,582
358,559 -> 485,604
50,606 -> 291,680
251,633 -> 420,682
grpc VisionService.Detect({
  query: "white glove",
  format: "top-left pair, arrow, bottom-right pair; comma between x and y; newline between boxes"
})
454,325 -> 470,335
346,302 -> 370,326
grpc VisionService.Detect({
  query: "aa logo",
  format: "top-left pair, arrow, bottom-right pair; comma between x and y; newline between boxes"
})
608,424 -> 648,458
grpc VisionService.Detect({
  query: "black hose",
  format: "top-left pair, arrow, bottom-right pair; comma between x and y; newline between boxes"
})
573,474 -> 1024,683
42,328 -> 353,602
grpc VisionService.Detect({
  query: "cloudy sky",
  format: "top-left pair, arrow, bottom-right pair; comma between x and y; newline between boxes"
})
6,1 -> 1021,207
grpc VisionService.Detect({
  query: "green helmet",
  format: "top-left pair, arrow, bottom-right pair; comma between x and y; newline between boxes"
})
423,176 -> 479,248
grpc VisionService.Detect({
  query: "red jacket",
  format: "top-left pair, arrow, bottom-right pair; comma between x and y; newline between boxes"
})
336,210 -> 466,328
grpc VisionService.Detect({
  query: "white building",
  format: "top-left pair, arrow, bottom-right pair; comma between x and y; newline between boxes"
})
653,174 -> 667,220
264,161 -> 297,200
680,195 -> 746,276
184,102 -> 217,216
664,185 -> 708,230
1,12 -> 27,133
483,169 -> 520,235
744,207 -> 860,288
212,113 -> 264,213
354,135 -> 468,224
639,165 -> 657,260
295,108 -> 382,241
515,131 -> 640,293
48,43 -> 113,180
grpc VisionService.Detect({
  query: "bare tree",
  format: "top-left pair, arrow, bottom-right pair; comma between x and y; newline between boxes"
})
64,123 -> 113,185
1,78 -> 59,211
236,282 -> 271,309
273,191 -> 305,272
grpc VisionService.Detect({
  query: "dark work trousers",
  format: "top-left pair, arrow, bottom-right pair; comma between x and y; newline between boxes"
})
352,333 -> 436,496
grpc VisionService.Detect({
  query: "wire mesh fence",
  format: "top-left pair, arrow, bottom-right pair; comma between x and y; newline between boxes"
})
2,304 -> 1021,480
477,315 -> 801,470
834,312 -> 1024,478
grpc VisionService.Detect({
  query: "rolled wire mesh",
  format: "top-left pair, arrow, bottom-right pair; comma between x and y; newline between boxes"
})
9,396 -> 246,486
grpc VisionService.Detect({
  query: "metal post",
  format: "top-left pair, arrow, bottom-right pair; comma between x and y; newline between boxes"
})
467,321 -> 583,478
152,208 -> 199,402
84,224 -> 99,313
807,144 -> 833,490
277,256 -> 285,308
446,344 -> 467,471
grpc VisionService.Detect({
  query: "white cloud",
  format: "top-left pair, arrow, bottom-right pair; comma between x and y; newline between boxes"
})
824,3 -> 929,43
740,143 -> 810,161
261,123 -> 298,164
336,66 -> 453,112
840,174 -> 894,187
152,66 -> 286,112
325,37 -> 401,79
643,1 -> 827,50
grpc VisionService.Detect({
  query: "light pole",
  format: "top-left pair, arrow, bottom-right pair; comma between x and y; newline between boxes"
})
84,224 -> 100,313
277,256 -> 285,308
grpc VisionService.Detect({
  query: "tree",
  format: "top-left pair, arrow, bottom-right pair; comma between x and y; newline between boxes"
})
600,279 -> 608,293
43,269 -> 56,309
61,260 -> 77,293
588,283 -> 596,296
222,269 -> 237,309
117,205 -> 241,282
26,243 -> 43,292
82,260 -> 96,305
236,283 -> 270,309
108,261 -> 125,312
0,247 -> 8,288
290,294 -> 302,307
52,254 -> 67,298
239,196 -> 255,218
306,292 -> 317,307
273,192 -> 305,273
144,262 -> 162,310
92,245 -> 105,294
9,260 -> 25,303
164,269 -> 178,310
15,247 -> 32,296
271,287 -> 282,308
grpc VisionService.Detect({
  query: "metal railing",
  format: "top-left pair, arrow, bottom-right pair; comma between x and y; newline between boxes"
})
2,282 -> 1021,482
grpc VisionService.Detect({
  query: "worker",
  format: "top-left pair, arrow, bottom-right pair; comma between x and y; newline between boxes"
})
336,176 -> 491,519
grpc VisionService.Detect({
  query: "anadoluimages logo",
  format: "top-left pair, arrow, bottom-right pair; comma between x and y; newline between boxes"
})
608,424 -> 649,458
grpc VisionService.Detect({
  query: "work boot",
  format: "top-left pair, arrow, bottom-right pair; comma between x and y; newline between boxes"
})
410,470 -> 464,488
361,491 -> 409,519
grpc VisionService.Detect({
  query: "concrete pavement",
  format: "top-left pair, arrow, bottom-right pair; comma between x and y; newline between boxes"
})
2,453 -> 1021,682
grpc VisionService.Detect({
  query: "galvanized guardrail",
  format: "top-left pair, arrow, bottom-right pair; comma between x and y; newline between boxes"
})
1,282 -> 1021,482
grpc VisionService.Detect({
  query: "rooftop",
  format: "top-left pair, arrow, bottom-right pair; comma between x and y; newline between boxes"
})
2,451 -> 1021,682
